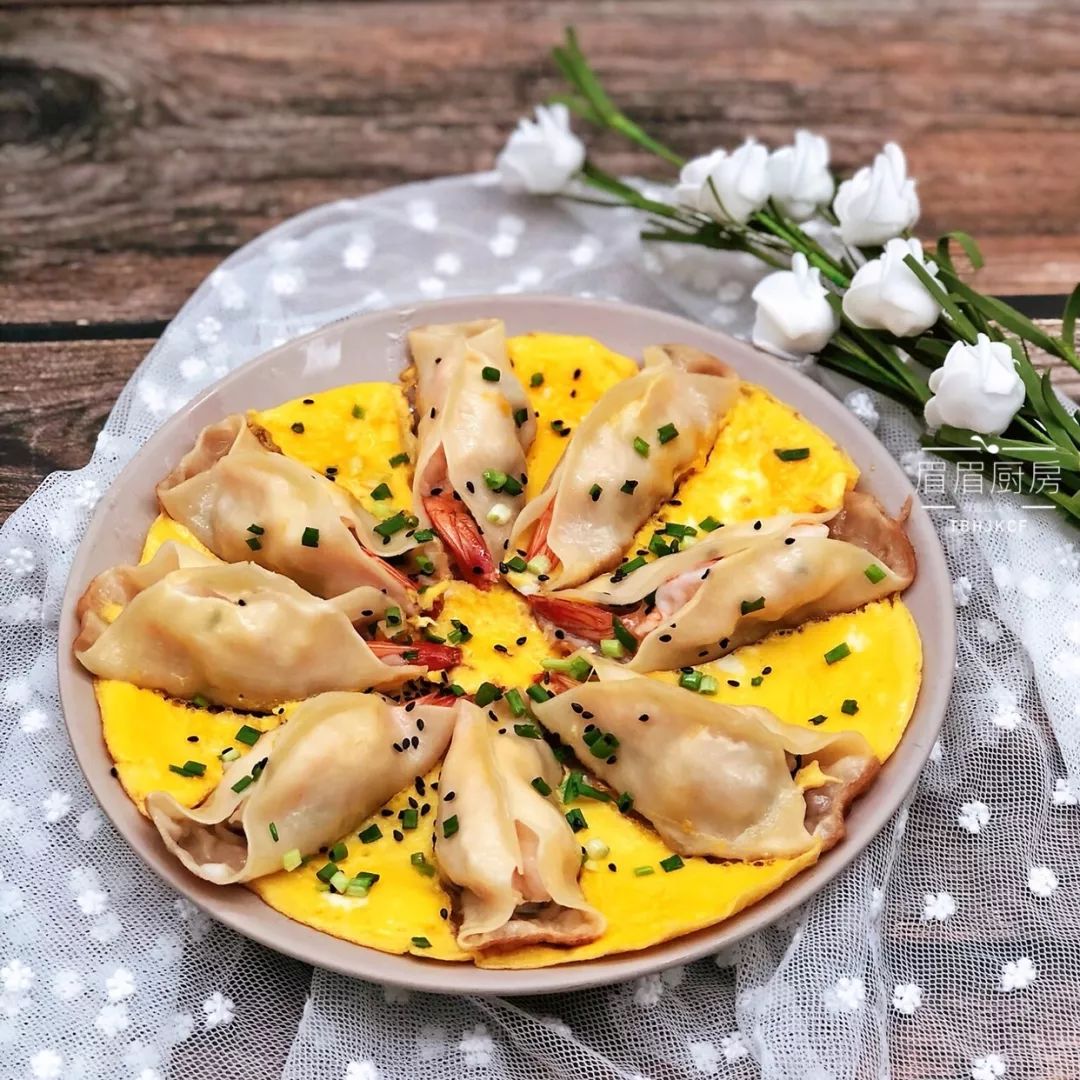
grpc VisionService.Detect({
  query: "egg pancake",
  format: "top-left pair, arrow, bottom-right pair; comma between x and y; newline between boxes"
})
92,337 -> 922,969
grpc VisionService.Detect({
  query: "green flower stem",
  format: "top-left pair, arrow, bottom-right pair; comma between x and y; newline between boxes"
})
752,209 -> 850,288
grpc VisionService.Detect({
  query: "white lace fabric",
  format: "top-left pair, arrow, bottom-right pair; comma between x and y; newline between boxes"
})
2,173 -> 1077,1080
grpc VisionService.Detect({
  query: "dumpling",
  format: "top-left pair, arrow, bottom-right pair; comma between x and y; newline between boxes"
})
74,542 -> 422,709
511,345 -> 739,589
434,700 -> 604,951
545,493 -> 915,672
157,414 -> 418,610
533,656 -> 879,860
407,319 -> 536,588
146,692 -> 457,884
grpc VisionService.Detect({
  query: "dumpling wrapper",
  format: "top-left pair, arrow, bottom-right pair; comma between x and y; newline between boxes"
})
511,345 -> 739,589
74,542 -> 421,709
560,494 -> 915,672
146,692 -> 456,883
157,414 -> 417,609
408,319 -> 536,564
434,701 -> 604,951
534,656 -> 879,860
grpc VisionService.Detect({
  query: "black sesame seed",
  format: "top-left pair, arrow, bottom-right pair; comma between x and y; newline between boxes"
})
439,907 -> 449,919
785,537 -> 796,545
302,398 -> 314,405
291,422 -> 305,434
554,629 -> 565,640
516,636 -> 527,646
762,666 -> 772,674
494,644 -> 508,654
420,803 -> 431,816
187,735 -> 199,743
431,486 -> 443,496
606,755 -> 617,765
466,481 -> 475,494
110,767 -> 118,778
430,407 -> 437,419
638,714 -> 649,723
361,609 -> 373,617
405,701 -> 416,713
444,791 -> 456,802
472,566 -> 483,575
727,679 -> 740,687
581,710 -> 594,720
753,520 -> 762,530
659,634 -> 672,643
381,808 -> 394,817
608,862 -> 617,872
408,796 -> 419,809
410,735 -> 419,749
487,710 -> 498,722
414,777 -> 426,795
719,638 -> 730,648
571,703 -> 584,714
393,829 -> 404,842
416,718 -> 425,731
573,368 -> 582,380
498,727 -> 507,734
237,599 -> 246,606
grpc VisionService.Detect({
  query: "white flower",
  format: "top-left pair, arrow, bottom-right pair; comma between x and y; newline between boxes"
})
1053,778 -> 1079,807
202,991 -> 235,1029
675,139 -> 770,225
842,238 -> 942,337
458,1024 -> 494,1067
751,252 -> 838,360
345,1063 -> 379,1080
925,334 -> 1024,436
892,982 -> 923,1015
721,1032 -> 749,1062
29,1049 -> 63,1079
497,104 -> 584,195
51,970 -> 83,1001
823,975 -> 865,1013
767,130 -> 833,221
971,1053 -> 1007,1080
922,891 -> 957,922
802,218 -> 849,263
539,1015 -> 572,1038
957,800 -> 990,834
570,236 -> 602,267
42,792 -> 71,824
688,1039 -> 720,1073
835,142 -> 919,246
489,232 -> 518,258
4,546 -> 35,578
1,960 -> 32,993
845,389 -> 880,431
105,967 -> 135,1001
1027,865 -> 1058,898
999,956 -> 1037,991
94,1002 -> 130,1038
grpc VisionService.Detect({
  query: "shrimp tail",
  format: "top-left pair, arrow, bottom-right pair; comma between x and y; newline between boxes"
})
422,494 -> 498,590
527,595 -> 614,643
367,639 -> 462,671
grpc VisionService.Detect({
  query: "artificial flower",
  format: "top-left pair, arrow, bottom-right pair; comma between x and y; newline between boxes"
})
767,130 -> 834,221
842,238 -> 943,336
675,139 -> 770,225
496,104 -> 585,195
751,253 -> 839,359
924,334 -> 1025,435
834,143 -> 920,246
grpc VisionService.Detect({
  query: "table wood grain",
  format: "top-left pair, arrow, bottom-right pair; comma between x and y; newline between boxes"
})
2,0 -> 1079,520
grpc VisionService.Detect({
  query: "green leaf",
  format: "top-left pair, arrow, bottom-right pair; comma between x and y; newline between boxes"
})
935,231 -> 984,272
1041,370 -> 1080,448
902,255 -> 979,343
1062,282 -> 1080,363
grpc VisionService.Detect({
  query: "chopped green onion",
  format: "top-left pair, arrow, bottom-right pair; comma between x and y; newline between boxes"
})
617,791 -> 634,814
442,815 -> 459,839
657,423 -> 679,444
483,468 -> 508,492
864,563 -> 887,584
370,482 -> 392,501
633,865 -> 655,877
388,452 -> 409,468
514,723 -> 542,739
501,475 -> 523,496
530,372 -> 544,387
374,511 -> 409,539
632,436 -> 650,458
750,675 -> 764,687
422,626 -> 445,644
526,554 -> 551,575
679,670 -> 703,692
513,407 -> 529,428
410,852 -> 436,878
698,675 -> 718,695
192,694 -> 210,709
481,366 -> 501,382
448,683 -> 466,697
568,657 -> 593,681
353,871 -> 380,890
329,870 -> 351,894
168,760 -> 206,778
606,620 -> 635,657
824,642 -> 851,665
358,823 -> 383,844
584,837 -> 609,861
219,747 -> 239,763
329,841 -> 348,862
401,650 -> 419,661
282,848 -> 302,872
245,536 -> 262,551
474,682 -> 501,707
351,404 -> 365,419
774,447 -> 810,461
649,533 -> 675,558
561,770 -> 583,802
588,733 -> 619,759
416,554 -> 436,575
411,936 -> 432,949
660,854 -> 685,873
841,698 -> 860,715
505,555 -> 528,573
383,607 -> 402,629
235,724 -> 261,746
301,526 -> 320,548
699,516 -> 721,532
588,483 -> 602,502
740,596 -> 766,615
526,683 -> 552,703
413,528 -> 435,543
600,638 -> 626,660
664,522 -> 697,538
565,808 -> 588,833
808,714 -> 827,725
400,807 -> 418,830
486,502 -> 512,526
613,555 -> 646,579
269,822 -> 279,842
620,479 -> 639,495
231,775 -> 254,794
504,689 -> 527,717
531,776 -> 553,796
247,523 -> 264,535
316,861 -> 340,884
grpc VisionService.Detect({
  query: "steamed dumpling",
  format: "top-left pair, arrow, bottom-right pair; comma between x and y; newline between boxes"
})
74,542 -> 421,709
434,701 -> 604,951
511,345 -> 739,589
408,319 -> 536,587
147,692 -> 457,883
157,414 -> 418,609
534,656 -> 879,860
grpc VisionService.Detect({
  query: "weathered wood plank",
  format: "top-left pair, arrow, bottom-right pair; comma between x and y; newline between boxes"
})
1,0 -> 1078,330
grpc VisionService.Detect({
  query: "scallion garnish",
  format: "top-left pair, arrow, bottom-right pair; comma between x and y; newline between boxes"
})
526,683 -> 552,703
448,683 -> 466,697
416,554 -> 436,576
699,675 -> 718,695
600,638 -> 625,660
301,526 -> 320,548
530,372 -> 544,387
325,841 -> 346,863
505,555 -> 528,573
247,523 -> 264,535
513,407 -> 529,428
565,808 -> 588,833
505,689 -> 527,717
389,452 -> 409,467
192,694 -> 210,709
617,791 -> 634,814
481,366 -> 501,382
660,854 -> 684,873
824,642 -> 851,665
657,423 -> 679,444
632,436 -> 650,458
447,619 -> 472,645
358,823 -> 382,844
411,936 -> 432,948
750,675 -> 764,687
316,861 -> 339,884
235,724 -> 261,746
269,822 -> 279,842
864,563 -> 887,584
329,870 -> 350,894
219,747 -> 239,763
231,775 -> 254,794
531,776 -> 553,796
442,815 -> 459,838
633,865 -> 655,877
679,670 -> 703,692
514,723 -> 542,739
375,511 -> 409,538
474,682 -> 501,707
620,479 -> 639,494
246,536 -> 262,551
282,848 -> 302,872
613,555 -> 646,580
774,447 -> 810,461
370,482 -> 392,501
740,596 -> 766,615
483,468 -> 509,491
664,522 -> 697,538
400,808 -> 418,830
611,618 -> 637,654
410,852 -> 436,878
413,527 -> 435,543
699,516 -> 721,532
808,713 -> 827,725
501,475 -> 523,496
841,698 -> 859,715
168,760 -> 206,778
351,404 -> 365,419
588,731 -> 619,759
588,483 -> 602,502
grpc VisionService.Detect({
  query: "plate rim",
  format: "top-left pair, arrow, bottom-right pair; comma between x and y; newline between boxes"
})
58,292 -> 955,995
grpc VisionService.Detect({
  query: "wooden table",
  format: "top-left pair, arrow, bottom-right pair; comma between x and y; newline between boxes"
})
3,0 -> 1080,522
